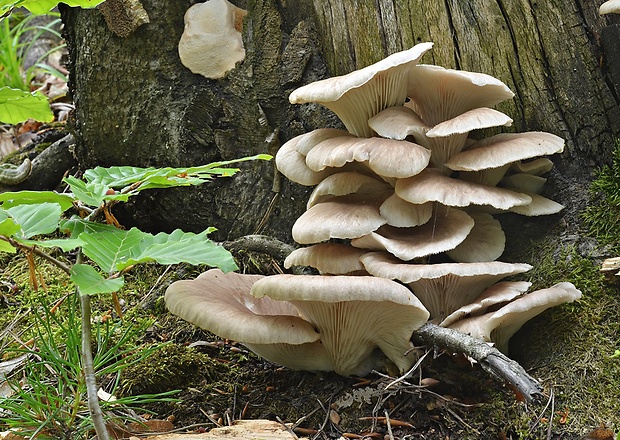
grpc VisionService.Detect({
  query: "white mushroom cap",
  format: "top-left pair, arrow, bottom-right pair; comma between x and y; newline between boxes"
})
165,269 -> 317,345
305,136 -> 431,179
395,168 -> 532,210
501,174 -> 548,194
379,195 -> 433,227
510,158 -> 554,175
165,269 -> 336,372
600,0 -> 620,14
508,192 -> 564,216
284,243 -> 367,275
444,132 -> 565,173
289,43 -> 434,137
295,128 -> 352,156
178,0 -> 247,79
367,105 -> 429,140
446,212 -> 506,262
275,135 -> 335,185
448,282 -> 582,353
439,281 -> 531,327
406,64 -> 515,126
251,274 -> 430,376
351,208 -> 475,261
425,108 -> 513,138
306,172 -> 391,209
360,252 -> 532,319
292,193 -> 389,244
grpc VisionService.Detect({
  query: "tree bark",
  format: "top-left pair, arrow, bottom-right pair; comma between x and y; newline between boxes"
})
62,0 -> 620,241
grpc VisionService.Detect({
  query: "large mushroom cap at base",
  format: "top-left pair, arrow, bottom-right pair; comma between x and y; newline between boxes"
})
251,275 -> 430,376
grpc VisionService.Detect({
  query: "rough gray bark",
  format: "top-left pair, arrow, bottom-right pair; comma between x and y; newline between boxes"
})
62,0 -> 620,242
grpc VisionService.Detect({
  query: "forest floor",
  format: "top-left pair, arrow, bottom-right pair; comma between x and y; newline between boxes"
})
1,233 -> 619,440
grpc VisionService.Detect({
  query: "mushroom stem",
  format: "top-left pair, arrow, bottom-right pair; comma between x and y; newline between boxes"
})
412,322 -> 544,403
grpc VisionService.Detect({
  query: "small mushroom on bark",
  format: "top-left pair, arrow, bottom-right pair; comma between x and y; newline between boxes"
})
251,274 -> 430,376
289,43 -> 433,137
178,0 -> 247,79
447,282 -> 582,353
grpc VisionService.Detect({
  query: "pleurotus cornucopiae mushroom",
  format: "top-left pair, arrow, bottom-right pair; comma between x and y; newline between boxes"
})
165,269 -> 430,376
600,0 -> 620,14
165,42 -> 581,376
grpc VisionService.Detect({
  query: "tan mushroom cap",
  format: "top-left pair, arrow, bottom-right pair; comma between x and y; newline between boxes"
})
379,195 -> 433,228
439,281 -> 531,327
395,168 -> 532,210
284,243 -> 367,275
426,108 -> 513,138
306,172 -> 391,209
406,64 -> 515,126
351,208 -> 474,261
292,193 -> 389,244
165,269 -> 318,345
305,136 -> 431,179
289,43 -> 434,137
251,274 -> 430,376
275,135 -> 335,185
359,252 -> 532,319
446,212 -> 506,263
501,174 -> 547,194
510,158 -> 554,175
600,0 -> 620,14
508,192 -> 564,216
448,282 -> 582,354
367,105 -> 429,140
178,0 -> 247,79
444,132 -> 564,173
295,128 -> 352,156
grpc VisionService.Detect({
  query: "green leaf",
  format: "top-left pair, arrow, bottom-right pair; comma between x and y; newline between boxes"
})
123,229 -> 238,272
17,238 -> 84,251
0,190 -> 75,211
79,227 -> 146,274
64,175 -> 130,207
0,208 -> 20,237
1,0 -> 107,15
0,87 -> 53,124
6,203 -> 61,238
70,264 -> 125,296
60,217 -> 120,238
0,240 -> 16,253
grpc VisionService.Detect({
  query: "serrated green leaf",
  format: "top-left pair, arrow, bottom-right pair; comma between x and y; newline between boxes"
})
17,238 -> 84,251
64,175 -> 128,207
123,229 -> 237,272
60,217 -> 121,238
0,209 -> 20,238
0,87 -> 54,124
79,227 -> 147,274
6,0 -> 107,15
6,203 -> 61,238
70,264 -> 125,296
0,240 -> 16,253
0,190 -> 75,211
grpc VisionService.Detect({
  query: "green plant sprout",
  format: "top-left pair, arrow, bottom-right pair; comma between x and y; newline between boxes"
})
0,0 -> 106,123
0,153 -> 271,439
1,294 -> 179,440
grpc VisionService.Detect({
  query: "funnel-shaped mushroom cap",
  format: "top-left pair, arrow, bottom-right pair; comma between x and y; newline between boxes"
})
292,193 -> 389,244
165,269 -> 318,345
501,174 -> 547,194
446,212 -> 506,262
448,282 -> 582,353
600,0 -> 620,14
367,105 -> 429,140
164,270 -> 338,371
510,158 -> 554,175
284,243 -> 367,275
360,252 -> 532,319
444,132 -> 564,173
178,0 -> 247,79
251,275 -> 430,376
275,135 -> 335,185
351,208 -> 474,261
307,172 -> 391,209
379,195 -> 433,228
406,64 -> 514,126
439,281 -> 531,327
395,168 -> 532,210
294,128 -> 352,155
305,136 -> 431,179
289,43 -> 433,137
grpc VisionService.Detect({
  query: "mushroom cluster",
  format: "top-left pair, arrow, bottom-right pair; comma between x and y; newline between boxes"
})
165,42 -> 581,377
